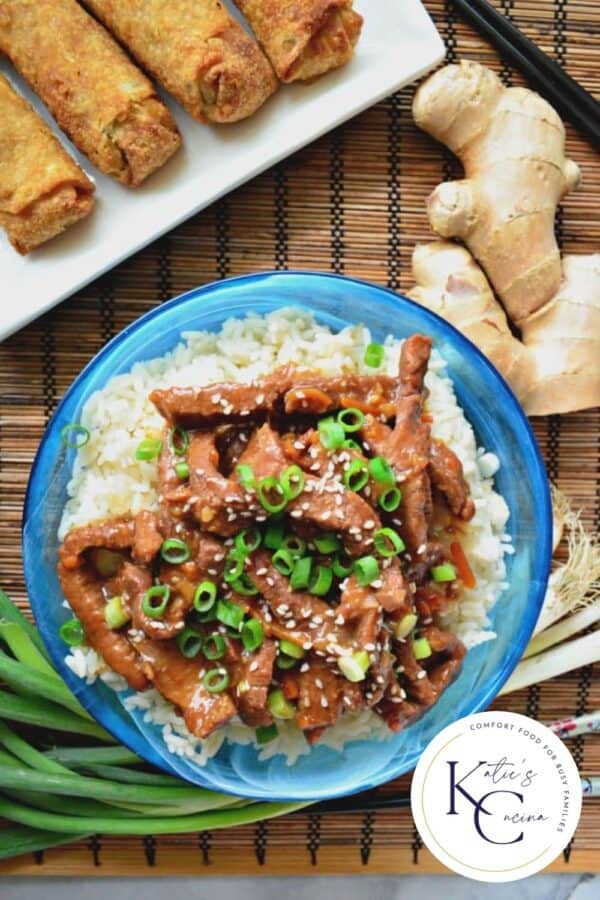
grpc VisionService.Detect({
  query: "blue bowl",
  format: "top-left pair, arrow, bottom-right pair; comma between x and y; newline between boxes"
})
23,271 -> 551,801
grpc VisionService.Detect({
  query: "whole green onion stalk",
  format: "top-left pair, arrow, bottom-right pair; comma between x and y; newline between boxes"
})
0,590 -> 308,861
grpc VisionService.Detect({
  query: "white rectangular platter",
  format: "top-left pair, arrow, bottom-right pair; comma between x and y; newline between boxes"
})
0,0 -> 444,340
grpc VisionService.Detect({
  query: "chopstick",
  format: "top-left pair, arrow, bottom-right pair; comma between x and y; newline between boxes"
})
448,0 -> 600,150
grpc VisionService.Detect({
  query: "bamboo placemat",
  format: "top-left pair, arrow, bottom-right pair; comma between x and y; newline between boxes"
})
0,0 -> 598,877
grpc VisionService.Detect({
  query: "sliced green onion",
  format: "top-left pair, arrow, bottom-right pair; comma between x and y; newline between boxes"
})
337,407 -> 365,433
60,423 -> 90,449
135,438 -> 162,461
203,633 -> 226,660
91,548 -> 123,578
343,458 -> 369,492
59,619 -> 84,647
230,574 -> 259,597
104,596 -> 130,630
257,476 -> 287,514
223,551 -> 245,584
264,519 -> 285,550
280,465 -> 305,500
276,654 -> 298,670
168,426 -> 189,456
413,637 -> 432,660
394,613 -> 418,640
194,608 -> 217,623
338,650 -> 370,682
314,533 -> 341,554
332,553 -> 353,578
236,464 -> 255,491
279,640 -> 305,660
272,548 -> 295,577
176,627 -> 203,659
282,534 -> 306,558
160,538 -> 190,565
234,528 -> 262,555
267,689 -> 296,720
318,417 -> 345,451
216,599 -> 245,630
364,342 -> 384,368
353,555 -> 380,587
369,456 -> 396,485
202,667 -> 230,693
290,556 -> 312,590
241,618 -> 264,652
256,723 -> 278,744
193,581 -> 217,613
373,527 -> 405,558
142,585 -> 171,619
379,486 -> 402,512
342,438 -> 362,452
308,565 -> 333,596
174,461 -> 189,481
431,563 -> 457,583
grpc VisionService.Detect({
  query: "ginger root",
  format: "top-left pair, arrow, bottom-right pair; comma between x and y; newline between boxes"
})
412,59 -> 581,323
409,241 -> 600,416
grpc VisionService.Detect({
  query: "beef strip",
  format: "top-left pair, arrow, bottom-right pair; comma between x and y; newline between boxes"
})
245,550 -> 357,657
185,431 -> 259,535
283,373 -> 397,416
133,636 -> 236,739
393,624 -> 465,709
149,366 -> 296,427
57,558 -> 148,692
239,424 -> 381,554
296,656 -> 345,732
59,513 -> 163,569
149,368 -> 397,428
233,640 -> 277,727
429,439 -> 476,520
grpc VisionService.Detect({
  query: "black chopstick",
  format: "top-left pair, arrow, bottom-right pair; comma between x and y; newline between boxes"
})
293,792 -> 411,815
448,0 -> 600,150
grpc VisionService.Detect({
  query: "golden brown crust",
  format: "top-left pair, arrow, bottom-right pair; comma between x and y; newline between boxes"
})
0,0 -> 181,186
84,0 -> 278,123
234,0 -> 363,83
0,75 -> 95,254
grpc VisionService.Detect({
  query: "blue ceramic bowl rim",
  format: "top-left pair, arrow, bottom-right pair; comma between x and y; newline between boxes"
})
23,269 -> 552,798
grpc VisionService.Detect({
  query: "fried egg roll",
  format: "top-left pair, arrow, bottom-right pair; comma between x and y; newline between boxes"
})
83,0 -> 278,123
233,0 -> 363,83
0,0 -> 181,186
0,75 -> 94,254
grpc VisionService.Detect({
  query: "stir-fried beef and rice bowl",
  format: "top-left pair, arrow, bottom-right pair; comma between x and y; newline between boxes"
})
57,310 -> 511,765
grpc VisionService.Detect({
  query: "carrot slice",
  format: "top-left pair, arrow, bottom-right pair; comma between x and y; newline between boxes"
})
280,673 -> 300,701
450,541 -> 476,589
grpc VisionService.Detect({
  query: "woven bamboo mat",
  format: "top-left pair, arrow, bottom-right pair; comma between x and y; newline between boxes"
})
0,0 -> 598,877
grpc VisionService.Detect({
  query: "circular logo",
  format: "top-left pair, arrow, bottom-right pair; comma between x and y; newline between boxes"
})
411,711 -> 581,882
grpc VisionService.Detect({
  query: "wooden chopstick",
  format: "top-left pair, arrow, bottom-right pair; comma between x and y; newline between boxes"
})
448,0 -> 600,150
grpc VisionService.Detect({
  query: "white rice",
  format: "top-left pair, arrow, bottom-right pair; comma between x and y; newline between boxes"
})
61,308 -> 511,765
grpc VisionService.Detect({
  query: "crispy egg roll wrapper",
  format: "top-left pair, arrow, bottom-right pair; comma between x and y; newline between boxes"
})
0,0 -> 181,186
0,75 -> 94,254
233,0 -> 363,83
84,0 -> 278,123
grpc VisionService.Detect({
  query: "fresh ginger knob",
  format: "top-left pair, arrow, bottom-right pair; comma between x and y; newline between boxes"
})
413,60 -> 581,324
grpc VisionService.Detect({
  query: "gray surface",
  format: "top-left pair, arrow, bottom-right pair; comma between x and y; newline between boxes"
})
1,874 -> 599,899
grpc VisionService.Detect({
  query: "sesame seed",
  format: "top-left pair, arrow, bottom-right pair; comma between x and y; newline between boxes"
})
321,696 -> 329,708
303,642 -> 312,650
417,670 -> 427,679
315,678 -> 323,689
256,567 -> 268,576
364,642 -> 375,651
249,661 -> 259,672
290,510 -> 302,518
287,619 -> 297,629
300,662 -> 310,672
303,697 -> 311,707
364,519 -> 375,529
